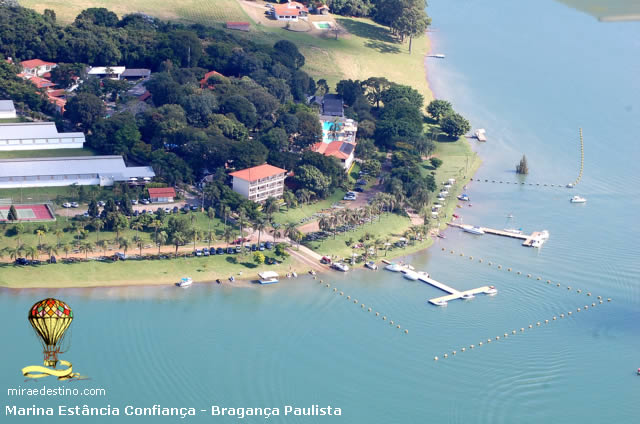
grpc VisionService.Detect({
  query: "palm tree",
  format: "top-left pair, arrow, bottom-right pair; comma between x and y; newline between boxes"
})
206,207 -> 215,248
8,245 -> 24,261
237,211 -> 247,244
190,228 -> 200,251
263,197 -> 280,221
53,228 -> 64,247
270,223 -> 282,242
171,232 -> 185,258
253,217 -> 267,247
118,237 -> 131,257
80,241 -> 94,259
133,235 -> 145,256
131,221 -> 143,241
113,214 -> 128,240
24,245 -> 38,261
42,244 -> 58,261
35,229 -> 46,249
96,239 -> 108,256
14,223 -> 25,246
149,219 -> 162,243
92,219 -> 104,242
61,243 -> 71,259
223,227 -> 233,247
220,204 -> 230,230
156,231 -> 168,254
284,222 -> 299,249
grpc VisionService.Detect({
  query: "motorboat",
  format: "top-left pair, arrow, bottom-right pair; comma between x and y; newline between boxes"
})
309,270 -> 317,275
365,261 -> 378,270
566,183 -> 574,188
570,195 -> 587,203
462,225 -> 485,235
462,293 -> 475,300
437,233 -> 446,239
457,194 -> 470,201
385,263 -> 404,272
503,228 -> 523,235
485,286 -> 498,296
258,271 -> 279,284
332,262 -> 350,272
402,270 -> 419,281
176,277 -> 193,287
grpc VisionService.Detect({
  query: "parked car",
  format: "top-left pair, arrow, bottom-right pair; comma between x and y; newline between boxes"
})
62,202 -> 72,208
131,199 -> 138,205
265,242 -> 273,250
259,243 -> 265,251
182,206 -> 190,213
216,247 -> 224,255
172,206 -> 179,213
164,207 -> 171,213
97,200 -> 106,207
141,199 -> 150,205
190,205 -> 198,211
320,256 -> 332,264
235,245 -> 242,253
354,187 -> 364,192
226,247 -> 235,254
70,202 -> 79,208
251,244 -> 257,251
15,257 -> 29,265
203,247 -> 210,256
343,194 -> 356,201
194,249 -> 203,257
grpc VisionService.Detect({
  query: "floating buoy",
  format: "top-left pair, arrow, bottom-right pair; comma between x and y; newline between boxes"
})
568,287 -> 572,290
340,292 -> 344,295
553,316 -> 557,320
487,339 -> 492,343
577,289 -> 582,293
353,299 -> 358,304
325,284 -> 330,287
560,314 -> 564,318
333,288 -> 337,291
504,333 -> 508,338
396,325 -> 401,329
313,276 -> 317,280
479,259 -> 483,263
521,328 -> 525,332
441,247 -> 445,251
489,262 -> 493,266
545,319 -> 549,324
453,350 -> 457,355
537,322 -> 541,326
498,265 -> 502,269
537,277 -> 541,280
460,253 -> 464,257
496,336 -> 500,340
512,330 -> 516,334
577,308 -> 581,312
508,268 -> 512,272
444,354 -> 448,358
599,300 -> 603,304
404,329 -> 408,334
470,256 -> 473,260
375,312 -> 379,316
598,296 -> 602,299
347,295 -> 351,299
517,271 -> 521,275
607,298 -> 612,302
568,311 -> 572,315
368,308 -> 372,312
557,283 -> 561,287
461,347 -> 466,352
434,356 -> 438,361
547,280 -> 551,284
390,320 -> 394,325
527,274 -> 531,278
587,292 -> 591,296
529,325 -> 533,328
479,342 -> 483,346
584,306 -> 588,310
470,344 -> 475,349
320,280 -> 324,283
450,250 -> 454,254
592,303 -> 595,307
361,304 -> 365,308
382,316 -> 387,320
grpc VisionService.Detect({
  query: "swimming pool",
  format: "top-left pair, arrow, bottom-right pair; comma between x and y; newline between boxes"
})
313,21 -> 332,29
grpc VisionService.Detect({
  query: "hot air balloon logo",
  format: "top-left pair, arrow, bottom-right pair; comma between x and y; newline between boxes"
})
22,298 -> 82,380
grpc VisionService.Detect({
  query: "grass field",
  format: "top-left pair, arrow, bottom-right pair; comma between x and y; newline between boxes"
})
0,148 -> 95,159
271,189 -> 346,225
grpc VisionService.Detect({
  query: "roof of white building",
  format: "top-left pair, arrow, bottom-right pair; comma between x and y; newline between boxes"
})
0,100 -> 16,112
88,66 -> 126,75
0,122 -> 84,139
0,156 -> 155,179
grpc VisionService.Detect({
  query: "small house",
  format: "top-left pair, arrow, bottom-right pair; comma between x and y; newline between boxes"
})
148,187 -> 176,203
20,59 -> 57,77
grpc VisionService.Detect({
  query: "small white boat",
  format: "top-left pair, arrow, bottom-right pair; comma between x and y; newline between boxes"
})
429,53 -> 445,58
365,261 -> 378,270
258,271 -> 279,284
566,183 -> 574,188
291,271 -> 298,278
332,262 -> 349,272
462,225 -> 485,235
462,293 -> 475,300
485,286 -> 498,296
457,194 -> 470,201
176,277 -> 193,287
474,129 -> 487,141
385,263 -> 404,272
402,270 -> 419,281
570,195 -> 587,203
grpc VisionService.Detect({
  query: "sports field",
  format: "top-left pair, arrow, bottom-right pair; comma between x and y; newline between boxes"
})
0,204 -> 55,221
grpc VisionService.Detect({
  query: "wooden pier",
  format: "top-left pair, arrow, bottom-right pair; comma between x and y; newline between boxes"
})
417,274 -> 496,306
447,223 -> 548,247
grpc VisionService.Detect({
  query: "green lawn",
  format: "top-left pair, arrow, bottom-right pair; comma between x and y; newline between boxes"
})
271,189 -> 346,225
0,253 -> 297,288
0,148 -> 95,159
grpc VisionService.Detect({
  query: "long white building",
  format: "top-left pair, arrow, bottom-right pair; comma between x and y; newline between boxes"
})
0,156 -> 155,188
230,164 -> 287,203
0,122 -> 85,151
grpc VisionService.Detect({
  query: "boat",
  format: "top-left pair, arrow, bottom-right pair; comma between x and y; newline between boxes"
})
457,194 -> 470,201
292,271 -> 298,278
437,233 -> 446,239
503,228 -> 523,235
309,270 -> 317,275
462,293 -> 475,300
331,262 -> 349,272
475,129 -> 487,141
462,225 -> 485,235
385,263 -> 404,272
429,53 -> 445,58
485,286 -> 498,296
365,261 -> 378,270
570,195 -> 587,203
402,270 -> 419,281
566,183 -> 574,188
176,277 -> 192,287
258,271 -> 279,284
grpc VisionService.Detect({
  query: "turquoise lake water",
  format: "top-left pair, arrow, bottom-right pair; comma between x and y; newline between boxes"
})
2,0 -> 640,422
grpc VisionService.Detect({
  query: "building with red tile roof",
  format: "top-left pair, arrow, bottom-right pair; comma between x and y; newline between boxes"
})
230,164 -> 287,202
20,59 -> 57,77
311,141 -> 356,170
200,70 -> 224,89
148,187 -> 176,203
271,1 -> 309,21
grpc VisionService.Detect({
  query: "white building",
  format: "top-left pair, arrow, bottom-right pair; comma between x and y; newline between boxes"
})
20,59 -> 57,77
272,1 -> 309,21
0,156 -> 155,188
230,164 -> 287,202
0,100 -> 17,119
0,122 -> 85,151
87,66 -> 126,80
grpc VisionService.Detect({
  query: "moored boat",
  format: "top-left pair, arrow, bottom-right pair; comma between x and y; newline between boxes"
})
462,225 -> 485,235
365,261 -> 378,270
457,194 -> 470,201
570,195 -> 587,203
504,228 -> 523,235
385,263 -> 404,272
402,270 -> 419,280
331,262 -> 349,272
258,271 -> 279,284
176,277 -> 193,287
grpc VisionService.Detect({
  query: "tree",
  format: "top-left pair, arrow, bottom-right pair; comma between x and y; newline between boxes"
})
64,93 -> 105,129
156,231 -> 168,254
392,1 -> 431,52
88,200 -> 100,218
426,99 -> 453,121
118,238 -> 131,257
80,241 -> 94,259
74,8 -> 119,27
221,95 -> 257,128
7,205 -> 18,221
96,239 -> 107,256
272,40 -> 305,69
430,157 -> 443,169
363,77 -> 391,109
253,252 -> 265,265
171,232 -> 185,257
253,217 -> 267,247
440,112 -> 471,138
294,164 -> 331,199
516,155 -> 529,174
35,229 -> 46,248
260,127 -> 289,151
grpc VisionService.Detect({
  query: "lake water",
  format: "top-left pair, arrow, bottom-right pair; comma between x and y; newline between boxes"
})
2,1 -> 640,422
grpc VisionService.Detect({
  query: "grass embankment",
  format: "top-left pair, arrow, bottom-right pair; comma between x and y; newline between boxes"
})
0,148 -> 95,159
0,254 -> 299,288
270,190 -> 345,225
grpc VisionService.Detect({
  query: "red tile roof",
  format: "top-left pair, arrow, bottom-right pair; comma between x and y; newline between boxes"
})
27,76 -> 56,89
200,70 -> 223,88
148,187 -> 176,197
21,59 -> 56,69
311,141 -> 355,160
230,164 -> 287,182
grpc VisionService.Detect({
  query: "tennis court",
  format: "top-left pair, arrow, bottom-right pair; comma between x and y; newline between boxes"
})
0,204 -> 55,221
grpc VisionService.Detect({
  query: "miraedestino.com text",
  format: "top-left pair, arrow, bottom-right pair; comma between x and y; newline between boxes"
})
6,404 -> 343,419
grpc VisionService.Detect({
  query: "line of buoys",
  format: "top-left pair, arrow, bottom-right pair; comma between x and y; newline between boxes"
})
470,178 -> 570,187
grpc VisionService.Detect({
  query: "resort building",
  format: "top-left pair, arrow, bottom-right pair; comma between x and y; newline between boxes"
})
0,156 -> 155,188
0,100 -> 17,119
271,1 -> 309,21
230,164 -> 287,203
0,122 -> 85,151
311,141 -> 356,170
87,66 -> 126,80
312,116 -> 358,170
20,59 -> 57,77
148,187 -> 176,203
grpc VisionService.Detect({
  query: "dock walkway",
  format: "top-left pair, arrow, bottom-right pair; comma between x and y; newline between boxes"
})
447,223 -> 547,247
416,274 -> 494,306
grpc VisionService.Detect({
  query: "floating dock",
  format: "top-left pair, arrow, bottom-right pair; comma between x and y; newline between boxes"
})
417,274 -> 495,306
474,128 -> 487,142
447,223 -> 548,247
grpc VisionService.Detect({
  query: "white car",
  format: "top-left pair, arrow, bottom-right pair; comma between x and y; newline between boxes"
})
62,202 -> 72,208
131,199 -> 138,205
97,201 -> 106,207
70,202 -> 79,208
343,195 -> 356,201
141,199 -> 150,205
